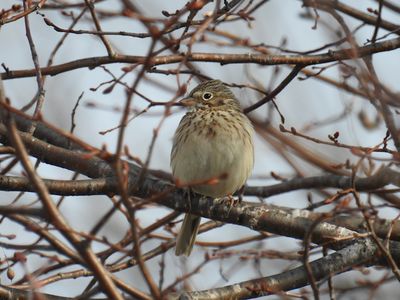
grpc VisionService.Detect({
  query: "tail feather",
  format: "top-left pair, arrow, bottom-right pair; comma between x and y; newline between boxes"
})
175,214 -> 201,256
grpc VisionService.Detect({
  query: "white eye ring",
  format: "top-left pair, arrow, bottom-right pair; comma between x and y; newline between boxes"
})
202,92 -> 213,100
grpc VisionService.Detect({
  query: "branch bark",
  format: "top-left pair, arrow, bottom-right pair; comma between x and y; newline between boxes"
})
1,37 -> 399,80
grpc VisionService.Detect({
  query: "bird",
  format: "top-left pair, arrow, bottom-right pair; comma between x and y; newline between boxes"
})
171,79 -> 254,256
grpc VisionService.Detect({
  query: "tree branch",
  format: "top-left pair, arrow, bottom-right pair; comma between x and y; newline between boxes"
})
1,37 -> 399,80
168,238 -> 388,299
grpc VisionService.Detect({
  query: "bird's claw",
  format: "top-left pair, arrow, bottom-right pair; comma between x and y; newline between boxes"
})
217,195 -> 240,208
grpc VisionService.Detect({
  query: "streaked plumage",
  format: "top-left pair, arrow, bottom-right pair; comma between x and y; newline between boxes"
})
171,80 -> 254,256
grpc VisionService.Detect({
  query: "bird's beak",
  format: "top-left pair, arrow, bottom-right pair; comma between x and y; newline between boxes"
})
179,97 -> 197,107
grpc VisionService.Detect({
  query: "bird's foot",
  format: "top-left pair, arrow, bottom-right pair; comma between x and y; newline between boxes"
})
217,194 -> 240,208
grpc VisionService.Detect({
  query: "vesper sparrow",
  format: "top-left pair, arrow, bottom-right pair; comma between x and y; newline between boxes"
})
171,80 -> 254,256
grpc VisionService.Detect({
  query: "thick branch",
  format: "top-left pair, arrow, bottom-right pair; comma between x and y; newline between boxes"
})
245,167 -> 400,197
1,37 -> 399,80
168,238 -> 387,299
0,165 -> 398,197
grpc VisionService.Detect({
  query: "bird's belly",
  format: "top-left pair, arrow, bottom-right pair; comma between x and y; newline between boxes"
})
172,129 -> 253,198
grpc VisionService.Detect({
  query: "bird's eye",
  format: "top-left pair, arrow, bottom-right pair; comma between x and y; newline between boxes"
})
202,92 -> 213,100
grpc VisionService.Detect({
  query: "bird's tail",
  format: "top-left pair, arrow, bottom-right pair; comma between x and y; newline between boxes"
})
175,214 -> 201,256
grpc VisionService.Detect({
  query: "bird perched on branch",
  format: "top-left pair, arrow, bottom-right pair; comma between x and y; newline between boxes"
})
171,79 -> 254,256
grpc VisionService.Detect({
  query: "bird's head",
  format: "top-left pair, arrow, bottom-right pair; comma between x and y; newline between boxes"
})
179,80 -> 242,111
